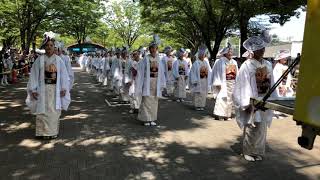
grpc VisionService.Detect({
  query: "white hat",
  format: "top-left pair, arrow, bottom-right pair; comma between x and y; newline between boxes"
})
274,50 -> 290,60
197,44 -> 207,57
218,42 -> 232,56
243,30 -> 271,52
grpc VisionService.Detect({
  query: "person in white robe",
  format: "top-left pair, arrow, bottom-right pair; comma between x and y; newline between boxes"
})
55,43 -> 74,90
128,50 -> 141,113
184,49 -> 192,90
96,54 -> 103,81
98,54 -> 106,83
161,46 -> 175,97
173,48 -> 189,102
26,32 -> 71,140
86,55 -> 93,74
79,54 -> 86,71
211,43 -> 238,120
233,31 -> 275,162
102,52 -> 110,86
111,48 -> 122,96
136,37 -> 166,126
190,46 -> 211,111
107,50 -> 115,91
119,47 -> 130,102
273,50 -> 293,97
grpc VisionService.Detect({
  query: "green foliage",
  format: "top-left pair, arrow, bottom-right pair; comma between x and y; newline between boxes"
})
104,0 -> 144,47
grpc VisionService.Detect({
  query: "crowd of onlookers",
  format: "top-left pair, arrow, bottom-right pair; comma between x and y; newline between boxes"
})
0,49 -> 39,86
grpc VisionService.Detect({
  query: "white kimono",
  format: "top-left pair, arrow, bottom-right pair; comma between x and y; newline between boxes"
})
79,55 -> 86,71
102,56 -> 110,86
128,60 -> 141,109
98,57 -> 106,83
26,54 -> 71,137
112,57 -> 123,95
185,57 -> 192,89
136,54 -> 166,122
162,55 -> 175,95
120,58 -> 130,102
60,54 -> 74,90
190,59 -> 211,108
233,58 -> 274,156
273,63 -> 293,97
211,57 -> 238,117
107,56 -> 115,90
172,58 -> 189,99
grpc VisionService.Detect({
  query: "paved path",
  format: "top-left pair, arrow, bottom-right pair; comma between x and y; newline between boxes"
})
0,68 -> 319,180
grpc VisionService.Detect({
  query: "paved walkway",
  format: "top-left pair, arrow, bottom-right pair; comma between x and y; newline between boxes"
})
0,68 -> 319,180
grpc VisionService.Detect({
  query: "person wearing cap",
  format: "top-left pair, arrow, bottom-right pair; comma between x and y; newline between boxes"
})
273,50 -> 293,97
26,32 -> 71,140
161,46 -> 175,98
190,46 -> 211,111
211,43 -> 238,120
233,31 -> 275,162
173,48 -> 189,102
128,50 -> 142,113
136,38 -> 166,126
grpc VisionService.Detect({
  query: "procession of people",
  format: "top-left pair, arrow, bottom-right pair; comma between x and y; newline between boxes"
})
17,30 -> 300,163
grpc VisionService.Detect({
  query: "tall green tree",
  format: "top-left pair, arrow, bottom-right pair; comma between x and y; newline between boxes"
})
104,0 -> 144,47
140,0 -> 237,61
0,0 -> 57,52
53,0 -> 105,44
233,0 -> 307,55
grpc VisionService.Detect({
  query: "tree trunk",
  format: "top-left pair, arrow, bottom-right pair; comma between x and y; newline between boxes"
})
20,29 -> 26,52
211,32 -> 224,64
32,35 -> 36,51
239,14 -> 249,56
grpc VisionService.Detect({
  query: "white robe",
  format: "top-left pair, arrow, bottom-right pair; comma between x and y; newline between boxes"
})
79,55 -> 85,70
172,58 -> 189,99
190,59 -> 211,107
273,63 -> 293,97
102,56 -> 110,86
111,57 -> 123,94
136,54 -> 166,122
162,55 -> 175,95
233,58 -> 275,156
233,58 -> 274,128
26,54 -> 71,114
60,54 -> 74,90
128,60 -> 141,109
136,54 -> 166,98
190,59 -> 211,93
211,57 -> 238,117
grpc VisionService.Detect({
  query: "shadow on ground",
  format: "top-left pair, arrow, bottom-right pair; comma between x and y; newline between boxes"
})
0,69 -> 318,180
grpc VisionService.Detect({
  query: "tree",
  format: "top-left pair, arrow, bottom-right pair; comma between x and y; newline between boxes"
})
140,0 -> 238,61
0,0 -> 20,51
104,0 -> 143,47
234,0 -> 307,55
53,0 -> 104,44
